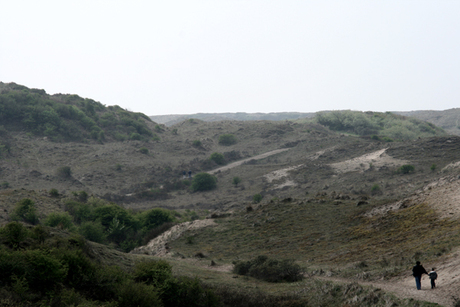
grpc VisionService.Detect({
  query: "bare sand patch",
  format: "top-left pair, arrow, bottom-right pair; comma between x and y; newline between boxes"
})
209,148 -> 289,174
329,149 -> 408,174
131,219 -> 216,257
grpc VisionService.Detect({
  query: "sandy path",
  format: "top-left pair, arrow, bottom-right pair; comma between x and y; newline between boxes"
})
208,148 -> 290,174
317,274 -> 455,306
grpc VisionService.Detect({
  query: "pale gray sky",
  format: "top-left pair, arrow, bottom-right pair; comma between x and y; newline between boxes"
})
1,1 -> 459,116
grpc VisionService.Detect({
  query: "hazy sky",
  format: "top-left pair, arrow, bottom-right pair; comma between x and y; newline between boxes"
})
1,1 -> 459,116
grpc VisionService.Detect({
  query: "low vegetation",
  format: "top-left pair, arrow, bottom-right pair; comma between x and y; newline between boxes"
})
315,110 -> 446,140
233,255 -> 304,282
218,134 -> 237,146
0,83 -> 154,142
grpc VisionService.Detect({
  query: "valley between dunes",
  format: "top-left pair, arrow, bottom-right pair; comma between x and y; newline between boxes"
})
133,149 -> 460,306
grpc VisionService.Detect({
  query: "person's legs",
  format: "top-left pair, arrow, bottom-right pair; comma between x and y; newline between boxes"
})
431,279 -> 435,289
415,276 -> 421,290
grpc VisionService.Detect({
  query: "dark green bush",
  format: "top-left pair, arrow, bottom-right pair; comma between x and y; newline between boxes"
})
191,173 -> 217,192
65,200 -> 92,224
371,184 -> 381,195
44,212 -> 74,230
49,188 -> 59,197
1,181 -> 9,188
139,208 -> 173,231
133,260 -> 173,286
398,164 -> 415,174
117,280 -> 162,307
23,249 -> 68,292
78,221 -> 106,243
210,152 -> 226,165
139,147 -> 149,154
130,132 -> 141,140
57,166 -> 72,178
10,198 -> 39,225
218,134 -> 237,146
0,222 -> 30,249
77,190 -> 88,202
233,256 -> 304,283
192,140 -> 202,147
253,194 -> 263,204
232,176 -> 241,187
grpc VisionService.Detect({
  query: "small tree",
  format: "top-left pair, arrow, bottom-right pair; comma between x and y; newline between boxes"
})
430,164 -> 436,172
232,176 -> 241,187
218,134 -> 237,146
139,147 -> 149,154
191,173 -> 217,192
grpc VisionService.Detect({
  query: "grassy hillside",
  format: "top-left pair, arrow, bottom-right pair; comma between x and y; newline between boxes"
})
0,82 -> 155,142
312,110 -> 447,141
396,108 -> 460,136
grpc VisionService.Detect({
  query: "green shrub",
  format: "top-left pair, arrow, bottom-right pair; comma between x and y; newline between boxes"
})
192,140 -> 202,147
232,176 -> 241,187
117,280 -> 162,307
45,212 -> 74,230
77,190 -> 88,202
253,194 -> 263,204
54,249 -> 96,290
139,208 -> 174,231
116,163 -> 123,171
161,276 -> 221,307
371,184 -> 381,195
10,198 -> 39,225
398,164 -> 415,174
78,221 -> 106,243
431,164 -> 436,171
1,181 -> 9,188
133,260 -> 173,286
0,222 -> 30,249
49,188 -> 59,197
218,134 -> 237,146
210,152 -> 226,165
65,200 -> 92,224
233,255 -> 304,282
139,147 -> 149,154
130,132 -> 141,140
57,166 -> 72,178
23,249 -> 68,292
191,173 -> 217,192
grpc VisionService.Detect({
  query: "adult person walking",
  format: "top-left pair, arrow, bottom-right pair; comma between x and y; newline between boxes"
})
412,261 -> 428,290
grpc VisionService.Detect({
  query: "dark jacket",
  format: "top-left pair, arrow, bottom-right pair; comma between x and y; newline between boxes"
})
412,264 -> 428,277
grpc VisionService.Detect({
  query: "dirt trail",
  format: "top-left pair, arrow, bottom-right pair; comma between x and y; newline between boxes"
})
317,270 -> 458,307
208,148 -> 290,174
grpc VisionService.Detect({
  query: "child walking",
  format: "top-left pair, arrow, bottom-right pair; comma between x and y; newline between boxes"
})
428,268 -> 438,289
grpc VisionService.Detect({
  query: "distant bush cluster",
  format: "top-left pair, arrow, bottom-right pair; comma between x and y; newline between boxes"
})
316,110 -> 445,141
10,197 -> 176,252
0,83 -> 154,142
233,255 -> 304,282
218,134 -> 237,146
